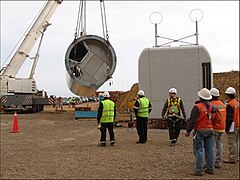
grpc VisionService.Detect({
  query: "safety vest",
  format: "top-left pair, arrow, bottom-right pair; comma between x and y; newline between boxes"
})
167,97 -> 181,117
137,97 -> 150,118
227,99 -> 239,128
211,99 -> 226,132
195,102 -> 213,130
100,99 -> 115,123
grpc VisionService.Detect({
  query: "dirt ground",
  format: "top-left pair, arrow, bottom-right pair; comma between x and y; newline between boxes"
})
0,104 -> 239,179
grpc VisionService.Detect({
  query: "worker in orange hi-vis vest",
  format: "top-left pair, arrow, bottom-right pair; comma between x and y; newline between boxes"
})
210,88 -> 226,168
185,88 -> 222,176
223,87 -> 239,164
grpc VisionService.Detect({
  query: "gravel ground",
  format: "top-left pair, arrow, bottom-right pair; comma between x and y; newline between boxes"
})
0,106 -> 239,179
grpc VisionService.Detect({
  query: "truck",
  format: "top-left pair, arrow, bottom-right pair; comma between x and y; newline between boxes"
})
0,0 -> 62,113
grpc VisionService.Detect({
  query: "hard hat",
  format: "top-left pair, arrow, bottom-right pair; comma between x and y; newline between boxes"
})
103,91 -> 110,98
198,88 -> 212,100
225,87 -> 236,94
138,90 -> 145,96
210,88 -> 220,97
169,88 -> 177,94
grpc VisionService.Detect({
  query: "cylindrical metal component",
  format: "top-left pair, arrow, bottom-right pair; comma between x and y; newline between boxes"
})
65,35 -> 117,96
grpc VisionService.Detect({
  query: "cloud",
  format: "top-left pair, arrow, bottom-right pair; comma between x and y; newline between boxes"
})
1,1 -> 239,97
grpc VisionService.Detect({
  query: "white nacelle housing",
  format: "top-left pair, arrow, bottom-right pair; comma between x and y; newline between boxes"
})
138,45 -> 213,119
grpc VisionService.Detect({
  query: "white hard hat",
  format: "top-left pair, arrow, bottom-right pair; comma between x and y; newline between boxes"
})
198,88 -> 212,100
169,88 -> 177,94
138,90 -> 145,96
225,87 -> 236,94
103,91 -> 110,98
210,88 -> 220,97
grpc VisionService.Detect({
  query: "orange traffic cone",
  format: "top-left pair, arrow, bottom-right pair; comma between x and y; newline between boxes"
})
68,102 -> 71,108
11,111 -> 20,133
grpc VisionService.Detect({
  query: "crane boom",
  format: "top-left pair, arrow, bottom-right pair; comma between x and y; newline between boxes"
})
1,0 -> 62,78
0,0 -> 62,113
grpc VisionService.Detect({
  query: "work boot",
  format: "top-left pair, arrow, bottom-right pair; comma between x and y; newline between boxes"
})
204,169 -> 214,175
193,172 -> 203,176
110,141 -> 115,146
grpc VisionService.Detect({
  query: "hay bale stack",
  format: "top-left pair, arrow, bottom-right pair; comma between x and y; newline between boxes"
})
115,83 -> 139,112
213,71 -> 239,101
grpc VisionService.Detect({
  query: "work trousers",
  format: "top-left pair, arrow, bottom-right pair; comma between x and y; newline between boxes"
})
100,122 -> 115,144
213,131 -> 224,166
167,116 -> 182,141
226,128 -> 239,162
136,116 -> 148,143
193,130 -> 214,174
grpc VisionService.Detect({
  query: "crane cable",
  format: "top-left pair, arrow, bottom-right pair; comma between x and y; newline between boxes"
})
72,0 -> 111,78
100,0 -> 109,41
72,0 -> 86,78
74,0 -> 86,39
100,0 -> 111,76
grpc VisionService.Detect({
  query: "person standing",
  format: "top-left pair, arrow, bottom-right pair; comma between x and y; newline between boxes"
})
185,88 -> 221,176
134,90 -> 152,144
97,91 -> 116,147
161,88 -> 187,146
210,88 -> 226,168
223,87 -> 239,164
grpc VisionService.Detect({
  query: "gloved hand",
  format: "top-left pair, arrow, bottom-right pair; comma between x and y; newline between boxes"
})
162,116 -> 166,121
97,124 -> 101,130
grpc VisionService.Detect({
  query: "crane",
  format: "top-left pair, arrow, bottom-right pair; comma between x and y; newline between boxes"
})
0,0 -> 117,112
0,0 -> 62,112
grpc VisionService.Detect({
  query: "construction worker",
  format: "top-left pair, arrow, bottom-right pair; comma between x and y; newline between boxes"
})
134,90 -> 152,143
97,91 -> 116,147
161,88 -> 186,146
223,87 -> 239,164
210,88 -> 226,168
185,88 -> 221,176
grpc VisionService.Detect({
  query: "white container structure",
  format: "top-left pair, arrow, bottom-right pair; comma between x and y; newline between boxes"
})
138,45 -> 212,119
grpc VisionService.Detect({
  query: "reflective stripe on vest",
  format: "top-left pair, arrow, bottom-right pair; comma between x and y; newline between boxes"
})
101,99 -> 115,123
211,100 -> 226,132
167,97 -> 181,117
138,97 -> 149,117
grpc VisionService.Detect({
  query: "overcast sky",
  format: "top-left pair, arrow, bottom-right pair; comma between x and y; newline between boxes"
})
1,1 -> 239,97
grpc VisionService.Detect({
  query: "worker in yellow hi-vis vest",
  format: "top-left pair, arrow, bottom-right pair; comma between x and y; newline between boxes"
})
134,90 -> 152,144
97,91 -> 116,147
162,88 -> 187,146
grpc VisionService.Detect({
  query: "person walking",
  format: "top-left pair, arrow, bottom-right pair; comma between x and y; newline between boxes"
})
223,87 -> 239,164
185,88 -> 221,176
97,91 -> 116,147
210,88 -> 226,168
161,88 -> 187,146
134,90 -> 152,144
